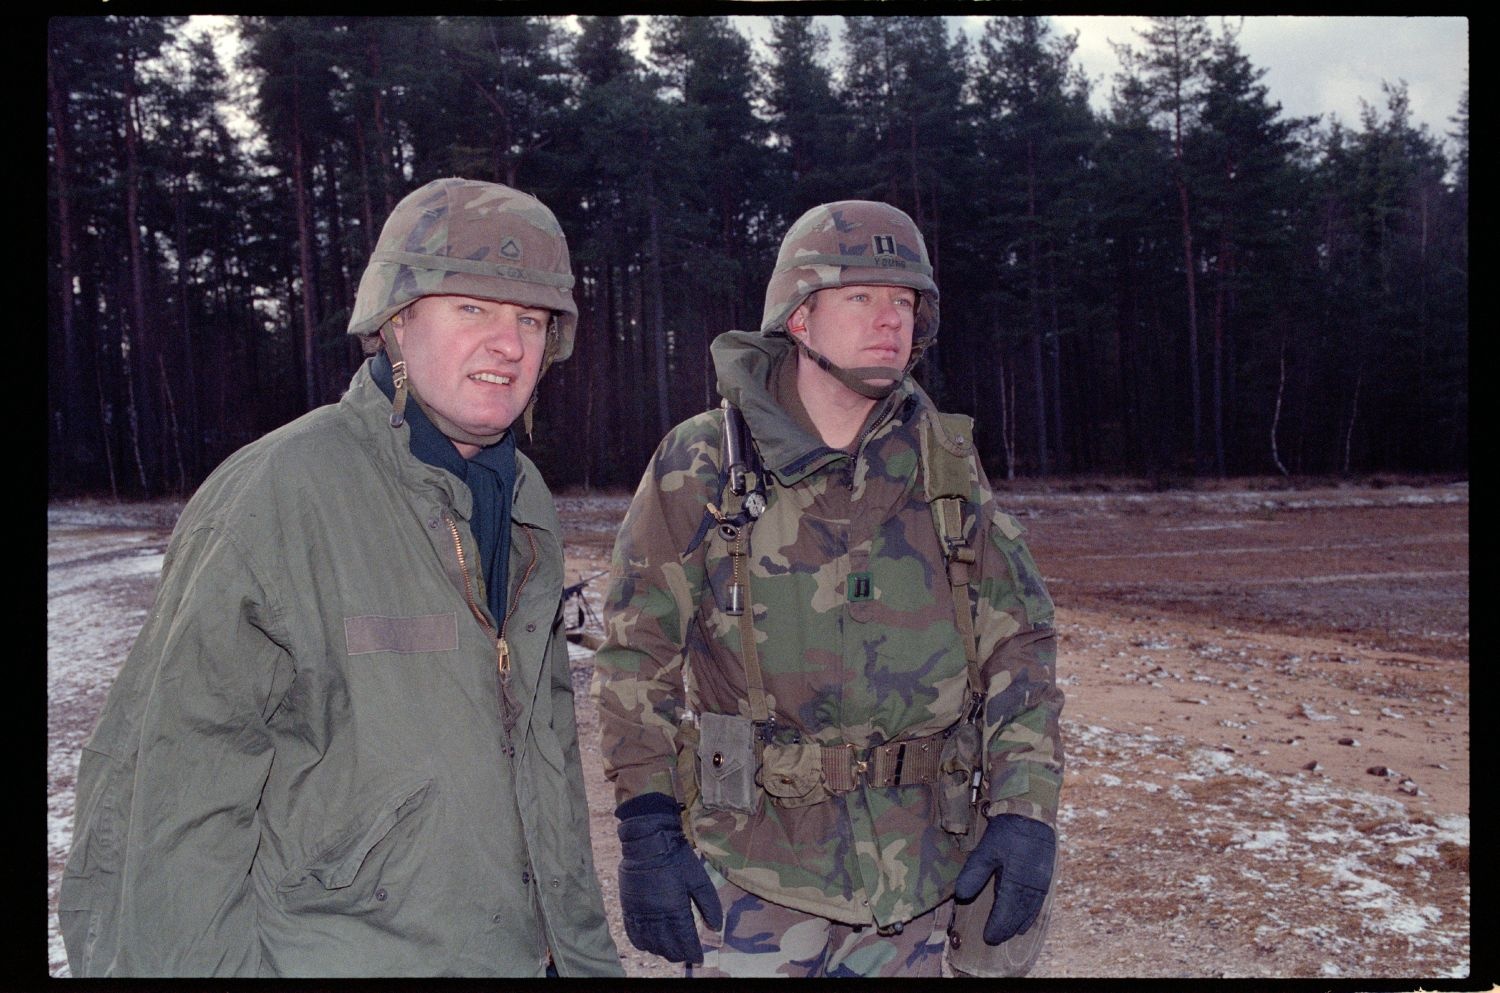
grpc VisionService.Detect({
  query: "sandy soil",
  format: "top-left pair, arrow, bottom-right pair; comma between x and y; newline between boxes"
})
558,481 -> 1471,980
46,479 -> 1470,980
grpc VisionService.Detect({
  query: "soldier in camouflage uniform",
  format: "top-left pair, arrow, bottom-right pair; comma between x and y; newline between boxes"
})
593,201 -> 1063,977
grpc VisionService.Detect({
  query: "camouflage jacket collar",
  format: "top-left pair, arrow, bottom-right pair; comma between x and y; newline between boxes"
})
710,330 -> 918,486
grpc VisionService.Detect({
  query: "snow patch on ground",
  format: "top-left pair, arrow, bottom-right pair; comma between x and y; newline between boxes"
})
47,511 -> 174,978
46,488 -> 1469,979
1065,716 -> 1469,976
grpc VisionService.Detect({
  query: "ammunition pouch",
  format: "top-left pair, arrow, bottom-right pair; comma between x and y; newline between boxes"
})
938,721 -> 983,838
759,742 -> 830,808
761,728 -> 952,808
696,712 -> 761,814
695,714 -> 970,816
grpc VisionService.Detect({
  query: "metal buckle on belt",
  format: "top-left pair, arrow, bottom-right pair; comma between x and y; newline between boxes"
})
841,743 -> 869,780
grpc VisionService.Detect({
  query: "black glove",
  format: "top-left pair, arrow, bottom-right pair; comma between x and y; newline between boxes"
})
953,814 -> 1056,945
616,794 -> 723,963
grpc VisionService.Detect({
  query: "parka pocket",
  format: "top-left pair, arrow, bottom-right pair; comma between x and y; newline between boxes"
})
759,742 -> 829,808
278,778 -> 434,900
696,712 -> 760,814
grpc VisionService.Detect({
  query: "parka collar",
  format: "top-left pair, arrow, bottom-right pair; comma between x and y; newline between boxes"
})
710,330 -> 917,485
345,358 -> 557,534
341,359 -> 473,520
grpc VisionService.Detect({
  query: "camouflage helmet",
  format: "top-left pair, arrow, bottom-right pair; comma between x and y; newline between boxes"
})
760,200 -> 939,345
348,177 -> 578,363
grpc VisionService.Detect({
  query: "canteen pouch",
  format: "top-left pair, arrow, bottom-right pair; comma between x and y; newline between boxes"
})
759,741 -> 830,808
938,721 -> 983,836
948,854 -> 1058,978
697,711 -> 761,814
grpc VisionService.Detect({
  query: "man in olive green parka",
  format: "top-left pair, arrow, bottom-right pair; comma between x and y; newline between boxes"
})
59,178 -> 622,978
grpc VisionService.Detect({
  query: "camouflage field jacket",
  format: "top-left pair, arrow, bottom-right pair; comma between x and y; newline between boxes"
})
595,331 -> 1063,927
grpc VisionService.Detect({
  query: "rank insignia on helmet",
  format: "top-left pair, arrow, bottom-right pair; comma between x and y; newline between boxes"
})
873,234 -> 897,256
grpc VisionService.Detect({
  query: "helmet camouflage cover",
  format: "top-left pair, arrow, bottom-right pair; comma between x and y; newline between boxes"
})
760,200 -> 939,346
348,177 -> 578,363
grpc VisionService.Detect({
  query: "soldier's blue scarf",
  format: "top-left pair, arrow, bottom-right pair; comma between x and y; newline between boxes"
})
371,352 -> 516,630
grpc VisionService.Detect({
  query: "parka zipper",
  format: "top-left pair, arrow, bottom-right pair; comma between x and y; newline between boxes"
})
446,516 -> 493,633
444,516 -> 539,681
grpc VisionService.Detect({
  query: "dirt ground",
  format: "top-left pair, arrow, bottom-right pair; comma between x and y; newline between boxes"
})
46,478 -> 1470,980
556,479 -> 1471,980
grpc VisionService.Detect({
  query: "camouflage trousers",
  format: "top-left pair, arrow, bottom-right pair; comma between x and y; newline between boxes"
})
689,861 -> 950,978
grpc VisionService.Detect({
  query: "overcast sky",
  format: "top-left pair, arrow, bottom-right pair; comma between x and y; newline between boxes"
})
190,15 -> 1469,151
714,14 -> 1467,151
1041,15 -> 1468,140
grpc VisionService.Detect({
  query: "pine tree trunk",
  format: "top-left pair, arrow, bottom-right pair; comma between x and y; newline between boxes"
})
1270,339 -> 1289,477
367,37 -> 394,218
1046,247 -> 1065,472
1176,174 -> 1202,475
1342,366 -> 1362,476
996,340 -> 1016,482
1212,231 -> 1231,477
123,49 -> 154,495
171,177 -> 200,490
48,39 -> 84,488
1025,138 -> 1049,474
645,164 -> 670,440
292,84 -> 320,410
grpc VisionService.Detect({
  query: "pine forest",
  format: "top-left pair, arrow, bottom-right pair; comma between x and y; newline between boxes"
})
46,15 -> 1469,497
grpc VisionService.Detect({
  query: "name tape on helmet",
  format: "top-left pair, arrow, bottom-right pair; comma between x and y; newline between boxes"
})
774,251 -> 932,278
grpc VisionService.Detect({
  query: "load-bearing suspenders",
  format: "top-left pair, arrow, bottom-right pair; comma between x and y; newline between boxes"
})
703,401 -> 773,730
704,400 -> 985,736
919,408 -> 987,718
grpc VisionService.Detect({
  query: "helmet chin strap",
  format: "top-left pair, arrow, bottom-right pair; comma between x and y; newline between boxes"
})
787,321 -> 907,401
521,324 -> 562,441
382,325 -> 509,450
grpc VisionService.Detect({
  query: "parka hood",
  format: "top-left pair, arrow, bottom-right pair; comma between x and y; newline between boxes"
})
709,329 -> 921,485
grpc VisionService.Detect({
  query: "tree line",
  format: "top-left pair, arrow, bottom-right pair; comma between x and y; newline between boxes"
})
46,15 -> 1468,498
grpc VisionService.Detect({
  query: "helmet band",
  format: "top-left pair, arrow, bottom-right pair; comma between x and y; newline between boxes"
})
772,252 -> 933,278
371,249 -> 576,290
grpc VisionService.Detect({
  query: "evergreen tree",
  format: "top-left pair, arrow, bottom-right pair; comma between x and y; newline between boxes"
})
548,15 -> 703,480
762,16 -> 849,219
1094,50 -> 1182,479
44,15 -> 1467,496
1192,24 -> 1313,476
1116,15 -> 1215,474
48,16 -> 183,496
968,16 -> 1099,475
242,17 -> 345,409
648,16 -> 774,419
432,16 -> 572,188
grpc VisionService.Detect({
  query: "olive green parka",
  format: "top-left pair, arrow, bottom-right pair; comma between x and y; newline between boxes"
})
59,361 -> 622,978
